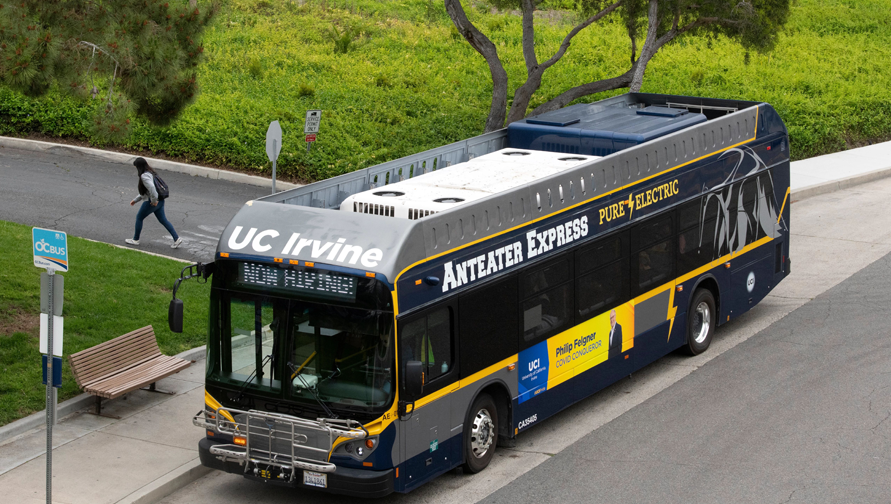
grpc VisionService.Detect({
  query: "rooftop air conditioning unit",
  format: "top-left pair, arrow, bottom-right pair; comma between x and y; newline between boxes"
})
340,149 -> 599,220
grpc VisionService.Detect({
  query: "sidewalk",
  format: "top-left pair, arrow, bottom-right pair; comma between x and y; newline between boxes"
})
1,140 -> 890,504
0,347 -> 208,504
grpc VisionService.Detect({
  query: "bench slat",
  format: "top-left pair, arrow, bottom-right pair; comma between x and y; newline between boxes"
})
69,326 -> 163,385
69,328 -> 158,365
67,324 -> 191,403
72,340 -> 161,383
85,356 -> 192,399
69,326 -> 154,360
80,354 -> 161,388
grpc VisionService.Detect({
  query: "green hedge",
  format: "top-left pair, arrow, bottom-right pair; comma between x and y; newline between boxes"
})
1,0 -> 890,182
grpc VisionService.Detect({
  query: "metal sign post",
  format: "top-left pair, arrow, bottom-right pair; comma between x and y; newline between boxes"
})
33,227 -> 67,504
304,110 -> 322,153
266,120 -> 283,195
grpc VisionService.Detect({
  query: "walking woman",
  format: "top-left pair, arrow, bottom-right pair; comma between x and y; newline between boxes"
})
126,157 -> 183,248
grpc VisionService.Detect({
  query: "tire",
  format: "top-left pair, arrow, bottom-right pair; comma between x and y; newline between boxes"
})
684,288 -> 716,355
462,394 -> 498,474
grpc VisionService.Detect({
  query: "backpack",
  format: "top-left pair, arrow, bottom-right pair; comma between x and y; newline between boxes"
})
152,173 -> 170,200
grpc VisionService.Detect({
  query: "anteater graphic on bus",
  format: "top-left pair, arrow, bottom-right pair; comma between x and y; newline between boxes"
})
170,93 -> 790,497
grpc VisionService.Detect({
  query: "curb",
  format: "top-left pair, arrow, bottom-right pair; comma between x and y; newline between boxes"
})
0,135 -> 302,192
80,235 -> 193,264
790,165 -> 891,202
0,345 -> 206,445
116,458 -> 212,504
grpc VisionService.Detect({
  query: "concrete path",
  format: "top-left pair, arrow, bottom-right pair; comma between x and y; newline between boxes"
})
0,136 -> 890,504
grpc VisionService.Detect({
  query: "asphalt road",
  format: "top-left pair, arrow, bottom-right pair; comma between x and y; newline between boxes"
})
0,145 -> 267,262
484,250 -> 891,504
154,178 -> 891,504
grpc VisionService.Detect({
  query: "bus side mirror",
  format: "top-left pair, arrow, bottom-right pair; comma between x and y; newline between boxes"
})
169,298 -> 184,333
404,360 -> 424,400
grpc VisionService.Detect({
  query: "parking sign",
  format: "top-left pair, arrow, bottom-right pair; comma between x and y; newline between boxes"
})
33,228 -> 69,272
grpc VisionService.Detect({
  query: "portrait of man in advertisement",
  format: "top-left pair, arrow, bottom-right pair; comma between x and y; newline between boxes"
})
608,308 -> 623,359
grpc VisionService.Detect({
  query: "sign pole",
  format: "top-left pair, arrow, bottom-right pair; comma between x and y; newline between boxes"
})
33,226 -> 67,504
265,120 -> 283,196
45,269 -> 54,504
272,139 -> 277,195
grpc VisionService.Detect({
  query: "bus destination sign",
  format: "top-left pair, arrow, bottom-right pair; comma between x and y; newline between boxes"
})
237,262 -> 358,301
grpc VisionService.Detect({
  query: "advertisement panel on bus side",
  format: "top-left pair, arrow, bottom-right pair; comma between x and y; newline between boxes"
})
518,305 -> 634,404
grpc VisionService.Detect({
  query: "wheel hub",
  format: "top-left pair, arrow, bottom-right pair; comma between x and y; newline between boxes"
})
692,301 -> 711,344
470,408 -> 495,458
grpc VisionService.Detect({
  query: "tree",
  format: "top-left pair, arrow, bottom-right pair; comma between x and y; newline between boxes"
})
0,0 -> 216,139
445,0 -> 791,133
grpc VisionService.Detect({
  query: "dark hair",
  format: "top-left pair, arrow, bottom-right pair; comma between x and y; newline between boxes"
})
134,157 -> 157,196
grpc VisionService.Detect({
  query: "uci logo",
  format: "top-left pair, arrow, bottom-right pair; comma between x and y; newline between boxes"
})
746,272 -> 756,293
528,359 -> 540,372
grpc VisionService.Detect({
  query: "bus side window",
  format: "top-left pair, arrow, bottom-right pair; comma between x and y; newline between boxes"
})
575,231 -> 629,319
519,256 -> 574,349
459,275 -> 518,378
632,213 -> 675,296
400,307 -> 454,390
701,195 -> 721,261
677,198 -> 708,276
739,177 -> 759,247
756,171 -> 776,240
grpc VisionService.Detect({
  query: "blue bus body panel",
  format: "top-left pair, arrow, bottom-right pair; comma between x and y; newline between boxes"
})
508,104 -> 707,156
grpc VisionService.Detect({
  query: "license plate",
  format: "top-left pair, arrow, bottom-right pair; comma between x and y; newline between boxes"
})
303,470 -> 327,488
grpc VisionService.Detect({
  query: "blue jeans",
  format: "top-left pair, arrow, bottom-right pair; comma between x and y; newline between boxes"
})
134,200 -> 179,241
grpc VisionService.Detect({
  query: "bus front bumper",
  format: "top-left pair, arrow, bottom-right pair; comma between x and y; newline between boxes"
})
198,438 -> 394,498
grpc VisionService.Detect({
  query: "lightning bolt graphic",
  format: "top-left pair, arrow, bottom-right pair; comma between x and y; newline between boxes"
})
667,286 -> 678,342
627,194 -> 635,220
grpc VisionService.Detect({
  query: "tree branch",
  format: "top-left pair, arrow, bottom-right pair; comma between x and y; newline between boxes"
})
529,65 -> 637,117
539,1 -> 622,73
444,0 -> 508,132
503,1 -> 622,125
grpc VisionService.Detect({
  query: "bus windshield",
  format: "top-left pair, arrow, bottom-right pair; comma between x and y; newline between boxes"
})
206,262 -> 394,418
288,302 -> 393,410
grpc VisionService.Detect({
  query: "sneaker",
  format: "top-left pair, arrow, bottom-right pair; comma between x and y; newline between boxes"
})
171,237 -> 184,249
125,238 -> 140,246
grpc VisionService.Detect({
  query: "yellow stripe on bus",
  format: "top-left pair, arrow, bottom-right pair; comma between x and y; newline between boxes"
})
204,391 -> 236,423
778,186 -> 790,224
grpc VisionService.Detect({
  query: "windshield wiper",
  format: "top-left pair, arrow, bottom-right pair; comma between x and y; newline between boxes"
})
232,353 -> 273,405
288,361 -> 337,419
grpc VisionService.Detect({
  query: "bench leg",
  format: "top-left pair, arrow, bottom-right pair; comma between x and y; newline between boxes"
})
89,396 -> 122,420
141,382 -> 175,395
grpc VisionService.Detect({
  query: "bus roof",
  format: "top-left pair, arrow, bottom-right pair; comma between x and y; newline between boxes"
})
218,93 -> 787,284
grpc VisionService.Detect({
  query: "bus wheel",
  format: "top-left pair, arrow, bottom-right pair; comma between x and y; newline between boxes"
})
685,289 -> 716,355
463,394 -> 498,473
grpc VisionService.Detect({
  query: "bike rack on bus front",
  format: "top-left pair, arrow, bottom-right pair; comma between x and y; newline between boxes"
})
194,407 -> 367,481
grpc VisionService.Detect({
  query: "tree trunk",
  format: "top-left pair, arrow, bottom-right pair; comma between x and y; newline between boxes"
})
445,0 -> 508,133
629,0 -> 658,92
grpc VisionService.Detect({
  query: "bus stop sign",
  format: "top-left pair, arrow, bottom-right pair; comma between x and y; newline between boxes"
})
33,228 -> 68,272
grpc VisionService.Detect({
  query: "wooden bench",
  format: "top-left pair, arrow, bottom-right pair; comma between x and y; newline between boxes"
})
68,325 -> 192,417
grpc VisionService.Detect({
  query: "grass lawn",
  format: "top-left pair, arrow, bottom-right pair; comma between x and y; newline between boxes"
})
0,220 -> 210,426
